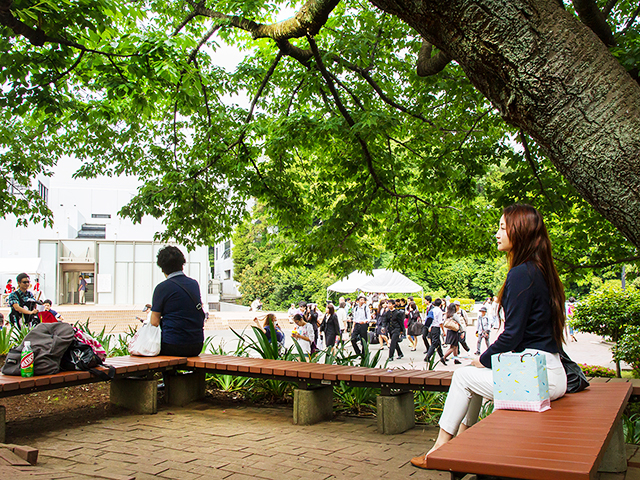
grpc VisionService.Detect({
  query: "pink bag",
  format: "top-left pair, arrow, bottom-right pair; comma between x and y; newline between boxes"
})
73,327 -> 107,361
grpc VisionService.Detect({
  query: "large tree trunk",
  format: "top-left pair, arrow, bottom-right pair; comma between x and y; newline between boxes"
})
368,0 -> 640,247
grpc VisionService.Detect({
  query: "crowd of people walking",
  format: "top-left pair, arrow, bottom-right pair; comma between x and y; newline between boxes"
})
275,292 -> 502,365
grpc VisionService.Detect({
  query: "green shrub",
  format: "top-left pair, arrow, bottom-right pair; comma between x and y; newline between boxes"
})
571,286 -> 640,342
579,364 -> 616,378
571,286 -> 640,376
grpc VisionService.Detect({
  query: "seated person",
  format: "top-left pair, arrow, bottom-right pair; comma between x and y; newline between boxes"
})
40,299 -> 63,323
150,246 -> 205,357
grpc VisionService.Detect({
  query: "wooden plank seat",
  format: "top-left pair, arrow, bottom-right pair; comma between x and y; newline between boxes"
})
186,354 -> 452,392
0,355 -> 187,398
426,382 -> 632,480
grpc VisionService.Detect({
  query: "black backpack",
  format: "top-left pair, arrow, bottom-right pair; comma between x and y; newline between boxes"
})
61,340 -> 115,380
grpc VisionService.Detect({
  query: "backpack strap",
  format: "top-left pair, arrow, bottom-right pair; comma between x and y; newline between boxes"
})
167,278 -> 205,320
89,364 -> 115,381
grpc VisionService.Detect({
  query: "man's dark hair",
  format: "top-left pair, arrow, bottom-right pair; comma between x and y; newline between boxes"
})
156,246 -> 186,275
16,272 -> 29,284
433,298 -> 442,307
425,295 -> 432,303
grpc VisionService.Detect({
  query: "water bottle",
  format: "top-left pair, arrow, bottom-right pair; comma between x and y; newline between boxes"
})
21,341 -> 34,377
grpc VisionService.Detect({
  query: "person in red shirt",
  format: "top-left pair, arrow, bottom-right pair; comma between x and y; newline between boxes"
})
4,280 -> 13,294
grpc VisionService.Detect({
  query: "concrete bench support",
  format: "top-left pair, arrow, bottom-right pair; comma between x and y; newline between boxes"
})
110,377 -> 157,414
598,419 -> 627,473
165,371 -> 206,407
377,391 -> 415,434
293,386 -> 333,425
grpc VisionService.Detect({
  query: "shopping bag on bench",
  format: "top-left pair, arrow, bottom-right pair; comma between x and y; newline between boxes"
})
128,322 -> 161,356
492,352 -> 550,412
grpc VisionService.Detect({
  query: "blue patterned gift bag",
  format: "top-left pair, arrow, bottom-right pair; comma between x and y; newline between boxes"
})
492,352 -> 551,412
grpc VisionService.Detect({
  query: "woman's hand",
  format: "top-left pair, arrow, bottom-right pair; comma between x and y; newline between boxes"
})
471,358 -> 485,368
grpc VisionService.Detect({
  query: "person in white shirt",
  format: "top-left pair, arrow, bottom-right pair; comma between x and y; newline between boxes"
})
292,313 -> 315,357
475,306 -> 492,354
490,296 -> 500,329
287,303 -> 297,323
424,298 -> 447,366
336,301 -> 348,345
350,295 -> 370,356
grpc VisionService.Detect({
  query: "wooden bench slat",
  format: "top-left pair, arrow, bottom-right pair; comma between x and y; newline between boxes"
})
426,382 -> 631,480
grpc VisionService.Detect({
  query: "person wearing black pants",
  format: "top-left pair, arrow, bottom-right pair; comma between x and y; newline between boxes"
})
350,295 -> 371,356
421,297 -> 433,353
424,298 -> 447,366
387,300 -> 405,361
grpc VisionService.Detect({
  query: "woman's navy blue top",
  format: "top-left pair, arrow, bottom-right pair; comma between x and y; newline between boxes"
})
151,272 -> 204,346
479,261 -> 559,368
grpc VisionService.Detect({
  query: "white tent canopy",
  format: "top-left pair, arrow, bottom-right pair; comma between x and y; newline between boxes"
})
327,269 -> 422,294
0,257 -> 43,277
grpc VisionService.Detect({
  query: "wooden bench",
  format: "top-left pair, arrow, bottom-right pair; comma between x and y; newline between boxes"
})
426,380 -> 632,480
0,355 -> 187,442
185,354 -> 453,433
0,352 -> 638,479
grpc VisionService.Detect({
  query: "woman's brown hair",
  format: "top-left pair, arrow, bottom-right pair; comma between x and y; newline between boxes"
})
498,204 -> 565,348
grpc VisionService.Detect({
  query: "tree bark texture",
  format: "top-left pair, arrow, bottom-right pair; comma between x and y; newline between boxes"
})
367,0 -> 640,248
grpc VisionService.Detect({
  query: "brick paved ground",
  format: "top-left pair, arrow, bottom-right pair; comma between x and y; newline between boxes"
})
4,401 -> 452,480
3,400 -> 640,479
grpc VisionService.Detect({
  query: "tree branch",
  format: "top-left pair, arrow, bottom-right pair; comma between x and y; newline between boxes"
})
0,2 -> 140,56
191,0 -> 340,40
571,0 -> 616,46
519,130 -> 555,206
416,40 -> 451,77
623,5 -> 640,33
307,33 -> 461,213
246,52 -> 283,123
603,0 -> 618,18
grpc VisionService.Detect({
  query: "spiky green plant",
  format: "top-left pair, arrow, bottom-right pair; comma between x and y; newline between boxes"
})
109,326 -> 137,356
73,318 -> 115,355
10,324 -> 31,347
0,327 -> 12,355
414,391 -> 447,424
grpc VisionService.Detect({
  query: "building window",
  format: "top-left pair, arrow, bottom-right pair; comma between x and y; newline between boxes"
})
91,214 -> 111,219
38,181 -> 48,204
224,270 -> 231,280
223,240 -> 231,259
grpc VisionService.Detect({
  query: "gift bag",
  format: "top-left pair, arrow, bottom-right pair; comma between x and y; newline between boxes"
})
128,322 -> 161,356
492,352 -> 550,412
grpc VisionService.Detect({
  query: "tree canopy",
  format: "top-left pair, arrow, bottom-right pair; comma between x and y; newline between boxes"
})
1,0 -> 639,276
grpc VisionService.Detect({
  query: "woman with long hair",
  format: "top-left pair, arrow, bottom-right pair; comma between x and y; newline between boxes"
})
406,301 -> 421,351
411,204 -> 567,468
320,303 -> 341,350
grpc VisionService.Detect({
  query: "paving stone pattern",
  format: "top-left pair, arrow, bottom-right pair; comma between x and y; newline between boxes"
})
6,402 -> 452,480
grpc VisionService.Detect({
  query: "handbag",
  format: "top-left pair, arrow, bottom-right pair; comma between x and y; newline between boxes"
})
128,322 -> 162,356
492,352 -> 551,412
61,340 -> 115,380
443,318 -> 460,332
560,349 -> 589,393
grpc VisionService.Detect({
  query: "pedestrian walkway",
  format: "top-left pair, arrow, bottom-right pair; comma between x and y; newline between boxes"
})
6,399 -> 640,479
7,401 -> 446,479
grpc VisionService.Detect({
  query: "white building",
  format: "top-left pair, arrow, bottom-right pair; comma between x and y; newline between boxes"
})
212,238 -> 242,300
0,161 -> 210,308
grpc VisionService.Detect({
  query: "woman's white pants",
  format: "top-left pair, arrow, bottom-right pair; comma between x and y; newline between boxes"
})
438,361 -> 567,436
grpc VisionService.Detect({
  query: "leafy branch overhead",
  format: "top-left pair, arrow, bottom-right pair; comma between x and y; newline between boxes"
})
1,0 -> 639,275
